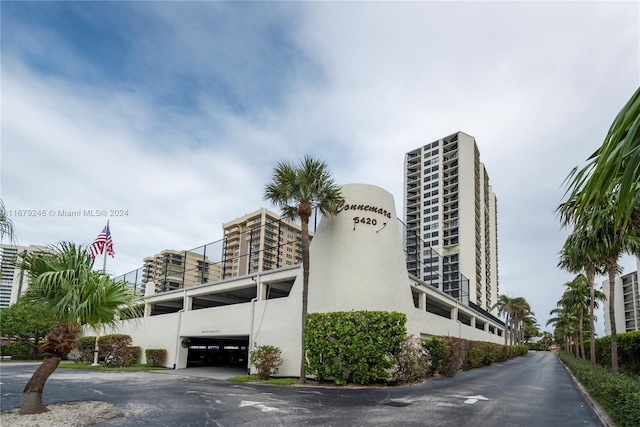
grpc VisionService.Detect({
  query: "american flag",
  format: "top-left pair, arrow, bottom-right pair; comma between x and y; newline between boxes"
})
90,222 -> 115,258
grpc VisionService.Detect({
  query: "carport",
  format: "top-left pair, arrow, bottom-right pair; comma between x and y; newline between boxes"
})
185,337 -> 249,368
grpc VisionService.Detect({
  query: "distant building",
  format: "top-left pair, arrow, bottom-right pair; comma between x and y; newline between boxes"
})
0,244 -> 51,307
404,131 -> 499,314
221,208 -> 307,279
603,257 -> 640,334
142,249 -> 221,293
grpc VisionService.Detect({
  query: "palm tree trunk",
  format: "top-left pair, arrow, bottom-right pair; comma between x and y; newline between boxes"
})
607,262 -> 619,374
586,266 -> 597,367
578,310 -> 585,359
299,214 -> 311,383
20,355 -> 61,414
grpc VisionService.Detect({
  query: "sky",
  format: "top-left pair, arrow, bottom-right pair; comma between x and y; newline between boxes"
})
1,1 -> 639,336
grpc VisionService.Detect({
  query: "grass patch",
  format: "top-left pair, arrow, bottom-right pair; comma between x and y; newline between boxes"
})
228,374 -> 298,385
58,362 -> 167,371
228,374 -> 259,382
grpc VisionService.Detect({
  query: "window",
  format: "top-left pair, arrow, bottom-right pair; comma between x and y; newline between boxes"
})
424,192 -> 431,198
431,181 -> 439,188
423,209 -> 430,215
431,214 -> 439,221
431,231 -> 439,237
431,240 -> 439,246
432,189 -> 439,196
431,149 -> 439,156
424,183 -> 431,190
431,173 -> 439,180
431,165 -> 439,172
431,206 -> 439,212
431,197 -> 438,204
423,233 -> 430,239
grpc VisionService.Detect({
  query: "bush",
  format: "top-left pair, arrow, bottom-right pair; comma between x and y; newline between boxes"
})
73,336 -> 97,363
590,331 -> 640,376
99,334 -> 134,367
441,337 -> 472,377
250,345 -> 283,380
560,352 -> 640,427
421,336 -> 449,375
128,346 -> 141,365
145,349 -> 167,367
390,335 -> 428,384
464,342 -> 499,370
2,341 -> 34,358
305,311 -> 407,385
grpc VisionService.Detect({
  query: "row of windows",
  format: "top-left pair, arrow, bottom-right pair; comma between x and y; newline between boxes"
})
423,223 -> 439,231
424,173 -> 439,182
424,149 -> 440,158
423,157 -> 440,166
423,197 -> 439,207
424,189 -> 439,198
423,206 -> 439,215
423,231 -> 439,239
424,165 -> 439,174
423,141 -> 440,150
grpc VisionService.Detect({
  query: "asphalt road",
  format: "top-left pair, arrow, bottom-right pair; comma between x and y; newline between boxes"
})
0,351 -> 603,426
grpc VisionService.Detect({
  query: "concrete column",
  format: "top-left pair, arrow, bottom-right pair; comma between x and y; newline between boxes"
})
419,292 -> 426,311
470,317 -> 476,328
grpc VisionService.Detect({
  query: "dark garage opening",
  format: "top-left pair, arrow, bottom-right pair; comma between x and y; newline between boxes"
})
186,337 -> 249,368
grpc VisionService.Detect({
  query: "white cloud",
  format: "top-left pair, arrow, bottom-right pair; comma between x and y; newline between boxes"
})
1,1 -> 638,335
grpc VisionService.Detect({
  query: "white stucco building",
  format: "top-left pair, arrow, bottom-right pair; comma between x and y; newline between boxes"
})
603,256 -> 640,335
105,184 -> 505,376
404,132 -> 499,314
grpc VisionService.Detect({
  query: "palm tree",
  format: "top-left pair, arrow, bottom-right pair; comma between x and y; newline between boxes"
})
510,297 -> 532,345
593,209 -> 640,373
547,306 -> 579,355
0,199 -> 16,243
17,242 -> 141,414
494,295 -> 531,345
558,227 -> 605,366
558,275 -> 605,360
560,87 -> 640,232
264,155 -> 343,383
493,295 -> 513,345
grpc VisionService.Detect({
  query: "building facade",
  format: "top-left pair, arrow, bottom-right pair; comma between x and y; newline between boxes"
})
142,250 -> 221,293
404,131 -> 499,314
603,257 -> 640,334
0,244 -> 51,307
221,208 -> 306,279
104,184 -> 506,375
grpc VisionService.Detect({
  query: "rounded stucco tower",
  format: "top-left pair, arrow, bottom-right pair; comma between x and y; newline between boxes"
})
307,183 -> 414,313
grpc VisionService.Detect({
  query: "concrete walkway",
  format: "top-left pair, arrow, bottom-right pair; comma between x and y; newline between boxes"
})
154,365 -> 248,380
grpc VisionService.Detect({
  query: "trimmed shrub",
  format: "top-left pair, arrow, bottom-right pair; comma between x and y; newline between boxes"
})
588,331 -> 640,376
99,334 -> 134,367
464,342 -> 499,370
145,349 -> 167,367
421,336 -> 449,375
128,346 -> 141,365
441,337 -> 472,377
390,335 -> 428,384
305,311 -> 407,385
250,345 -> 283,380
73,336 -> 97,363
560,351 -> 640,427
2,341 -> 33,358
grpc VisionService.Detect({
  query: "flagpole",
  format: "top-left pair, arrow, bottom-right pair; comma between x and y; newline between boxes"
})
93,220 -> 109,366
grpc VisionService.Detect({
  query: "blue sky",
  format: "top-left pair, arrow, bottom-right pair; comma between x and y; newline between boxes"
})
2,1 -> 639,335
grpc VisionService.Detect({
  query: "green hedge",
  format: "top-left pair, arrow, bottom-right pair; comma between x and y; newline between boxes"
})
304,311 -> 407,385
145,349 -> 167,367
560,352 -> 640,427
585,331 -> 640,376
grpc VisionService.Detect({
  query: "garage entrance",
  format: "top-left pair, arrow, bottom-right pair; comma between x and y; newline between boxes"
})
185,337 -> 249,368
